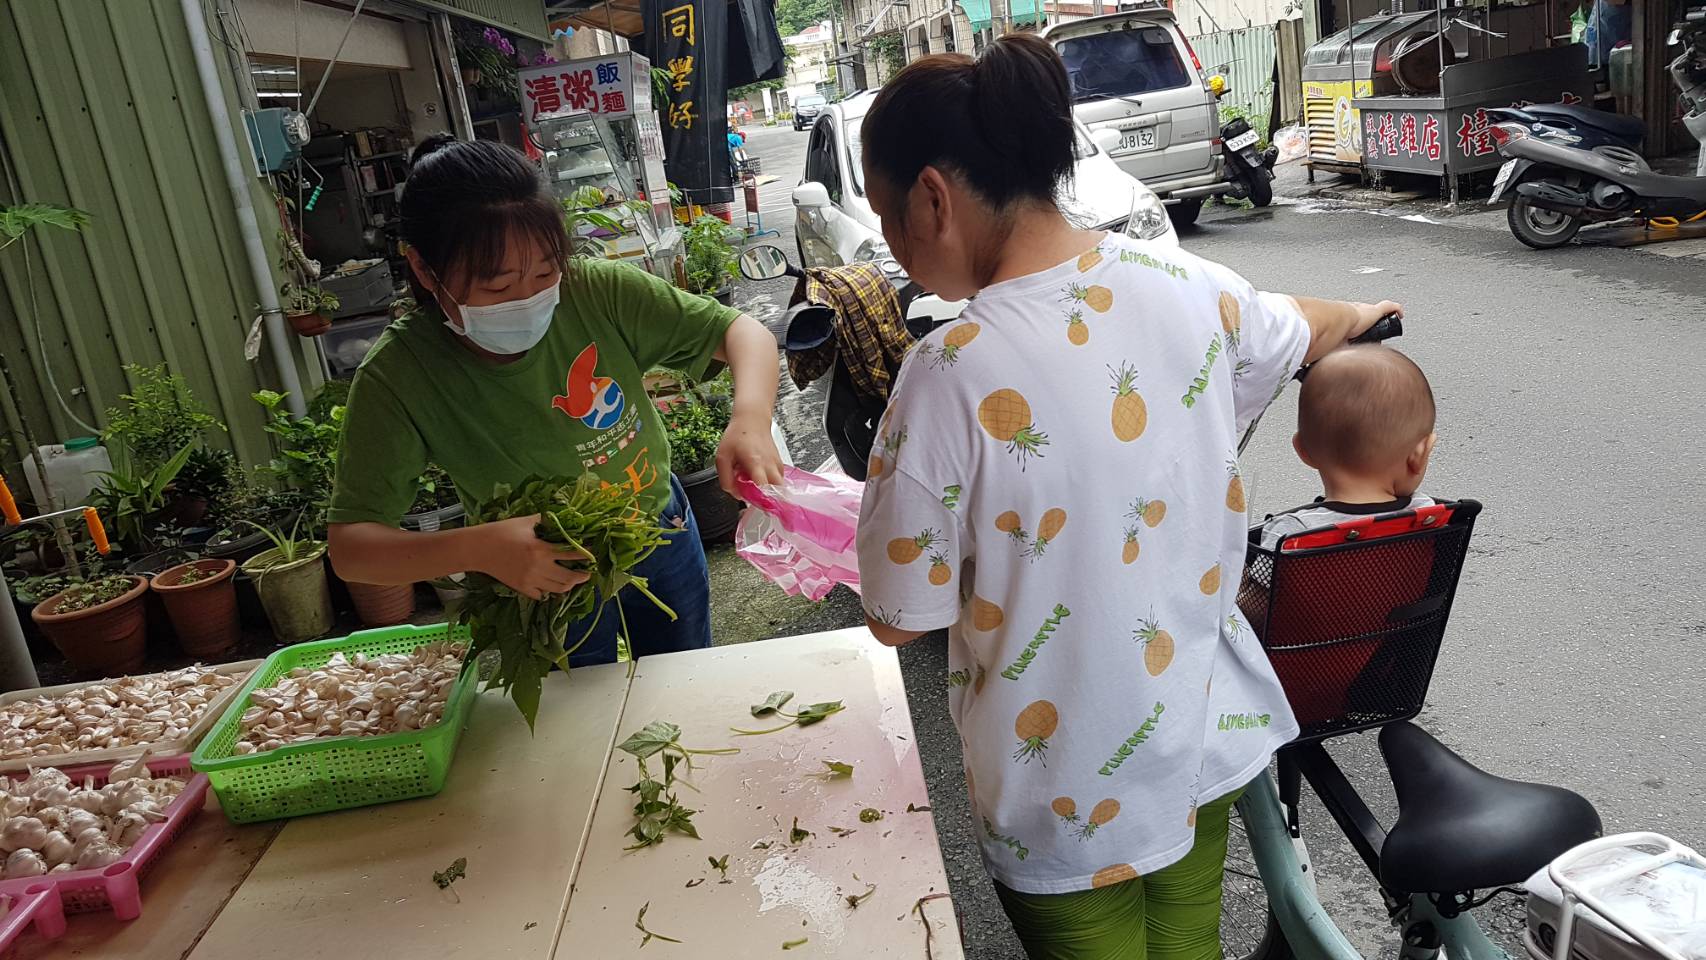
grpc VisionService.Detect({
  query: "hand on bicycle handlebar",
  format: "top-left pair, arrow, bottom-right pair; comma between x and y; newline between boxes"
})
1351,301 -> 1404,342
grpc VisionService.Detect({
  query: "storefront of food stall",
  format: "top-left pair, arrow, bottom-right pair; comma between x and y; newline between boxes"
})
1300,0 -> 1655,191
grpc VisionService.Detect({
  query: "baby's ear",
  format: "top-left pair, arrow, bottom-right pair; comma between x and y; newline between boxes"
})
1291,433 -> 1316,468
1410,432 -> 1437,470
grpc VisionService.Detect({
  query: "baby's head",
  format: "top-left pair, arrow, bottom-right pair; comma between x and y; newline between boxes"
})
1294,345 -> 1436,496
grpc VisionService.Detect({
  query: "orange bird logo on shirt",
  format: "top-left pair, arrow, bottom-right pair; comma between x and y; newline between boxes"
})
553,343 -> 626,429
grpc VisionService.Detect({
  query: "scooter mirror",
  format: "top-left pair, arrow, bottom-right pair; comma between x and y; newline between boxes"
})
740,245 -> 792,281
1091,128 -> 1123,153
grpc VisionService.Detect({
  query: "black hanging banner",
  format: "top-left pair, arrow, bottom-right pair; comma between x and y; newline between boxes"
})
644,0 -> 732,208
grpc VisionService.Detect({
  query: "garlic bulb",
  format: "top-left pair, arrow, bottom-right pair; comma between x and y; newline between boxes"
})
62,808 -> 103,838
5,848 -> 46,878
1,816 -> 49,853
74,839 -> 122,870
71,826 -> 106,858
41,829 -> 73,866
107,751 -> 153,783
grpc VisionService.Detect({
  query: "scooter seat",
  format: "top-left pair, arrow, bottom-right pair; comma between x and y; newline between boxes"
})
1378,722 -> 1601,894
1522,103 -> 1646,145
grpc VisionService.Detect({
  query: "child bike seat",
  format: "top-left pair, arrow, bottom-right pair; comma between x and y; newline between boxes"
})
1379,721 -> 1602,894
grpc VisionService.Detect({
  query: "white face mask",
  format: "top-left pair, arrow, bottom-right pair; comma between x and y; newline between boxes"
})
438,282 -> 561,355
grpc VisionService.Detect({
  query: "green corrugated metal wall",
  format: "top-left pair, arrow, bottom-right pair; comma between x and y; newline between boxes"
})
0,0 -> 317,478
414,0 -> 549,39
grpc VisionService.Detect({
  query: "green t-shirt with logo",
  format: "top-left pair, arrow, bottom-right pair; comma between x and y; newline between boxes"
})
327,259 -> 739,526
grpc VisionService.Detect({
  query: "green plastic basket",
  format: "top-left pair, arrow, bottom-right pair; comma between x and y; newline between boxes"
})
191,622 -> 478,824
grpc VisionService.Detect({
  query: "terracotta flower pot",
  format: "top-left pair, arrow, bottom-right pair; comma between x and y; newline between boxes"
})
31,576 -> 150,677
287,311 -> 331,337
151,559 -> 240,659
242,545 -> 334,644
346,581 -> 417,627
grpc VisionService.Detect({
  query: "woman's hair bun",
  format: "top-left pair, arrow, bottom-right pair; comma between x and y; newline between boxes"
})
410,132 -> 459,166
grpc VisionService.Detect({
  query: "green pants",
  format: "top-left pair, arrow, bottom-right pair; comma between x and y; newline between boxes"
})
994,790 -> 1242,960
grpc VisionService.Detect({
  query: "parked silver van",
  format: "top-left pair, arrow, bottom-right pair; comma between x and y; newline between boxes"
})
1043,5 -> 1228,225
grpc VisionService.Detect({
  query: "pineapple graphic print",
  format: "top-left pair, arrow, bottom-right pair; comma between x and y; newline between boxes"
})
932,322 -> 981,369
979,389 -> 1049,468
1109,364 -> 1147,442
855,231 -> 1312,894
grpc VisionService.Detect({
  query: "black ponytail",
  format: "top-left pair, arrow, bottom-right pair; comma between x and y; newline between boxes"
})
398,136 -> 565,302
861,33 -> 1075,212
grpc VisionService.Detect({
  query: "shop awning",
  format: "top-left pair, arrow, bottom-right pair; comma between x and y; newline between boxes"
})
955,0 -> 1045,33
957,0 -> 992,31
413,0 -> 550,41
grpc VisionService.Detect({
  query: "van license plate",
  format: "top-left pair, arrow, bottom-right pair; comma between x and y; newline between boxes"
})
1226,130 -> 1259,151
1489,160 -> 1517,204
1118,128 -> 1158,153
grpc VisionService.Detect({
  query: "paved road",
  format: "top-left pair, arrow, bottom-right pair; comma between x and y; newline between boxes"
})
731,130 -> 1706,957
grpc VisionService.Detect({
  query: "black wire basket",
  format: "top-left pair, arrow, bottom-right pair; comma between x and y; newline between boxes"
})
1239,501 -> 1482,742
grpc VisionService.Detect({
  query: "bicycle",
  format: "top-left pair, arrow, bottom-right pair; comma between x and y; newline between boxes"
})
1221,318 -> 1701,960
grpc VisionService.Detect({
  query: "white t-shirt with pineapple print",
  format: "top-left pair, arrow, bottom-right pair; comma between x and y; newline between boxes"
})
857,233 -> 1310,895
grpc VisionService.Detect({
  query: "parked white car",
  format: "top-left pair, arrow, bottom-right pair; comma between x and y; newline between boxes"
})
792,92 -> 1177,322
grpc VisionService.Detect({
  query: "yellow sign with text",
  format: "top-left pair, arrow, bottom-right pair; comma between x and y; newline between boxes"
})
1303,79 -> 1375,163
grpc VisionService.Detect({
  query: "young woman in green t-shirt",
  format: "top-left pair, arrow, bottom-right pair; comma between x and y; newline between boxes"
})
327,136 -> 783,663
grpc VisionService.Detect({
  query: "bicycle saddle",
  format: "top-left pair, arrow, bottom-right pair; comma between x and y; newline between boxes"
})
1378,722 -> 1600,894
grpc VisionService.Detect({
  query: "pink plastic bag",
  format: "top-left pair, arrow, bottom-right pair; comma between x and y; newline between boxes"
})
735,466 -> 864,601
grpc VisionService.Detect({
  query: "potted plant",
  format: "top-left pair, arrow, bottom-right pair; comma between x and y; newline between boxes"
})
151,559 -> 239,658
682,216 -> 739,304
345,578 -> 416,628
240,521 -> 334,644
281,282 -> 339,337
659,375 -> 744,542
402,463 -> 465,532
31,575 -> 150,676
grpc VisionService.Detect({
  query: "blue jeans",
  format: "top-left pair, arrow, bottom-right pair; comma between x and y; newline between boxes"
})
566,474 -> 712,667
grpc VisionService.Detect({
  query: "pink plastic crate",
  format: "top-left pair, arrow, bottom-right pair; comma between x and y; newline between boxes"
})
0,755 -> 208,920
0,886 -> 67,952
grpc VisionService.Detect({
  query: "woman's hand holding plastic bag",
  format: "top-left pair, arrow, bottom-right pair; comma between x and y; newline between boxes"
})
734,466 -> 864,601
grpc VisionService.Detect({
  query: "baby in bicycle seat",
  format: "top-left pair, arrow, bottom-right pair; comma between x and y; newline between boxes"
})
1259,344 -> 1438,549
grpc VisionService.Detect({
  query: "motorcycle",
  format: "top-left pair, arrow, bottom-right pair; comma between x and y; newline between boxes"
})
1212,74 -> 1279,208
737,244 -> 955,481
1487,8 -> 1706,248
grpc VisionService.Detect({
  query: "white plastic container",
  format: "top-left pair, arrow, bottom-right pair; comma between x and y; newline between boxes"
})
21,437 -> 112,510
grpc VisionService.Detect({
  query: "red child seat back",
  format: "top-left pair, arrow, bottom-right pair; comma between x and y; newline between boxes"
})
1238,500 -> 1481,742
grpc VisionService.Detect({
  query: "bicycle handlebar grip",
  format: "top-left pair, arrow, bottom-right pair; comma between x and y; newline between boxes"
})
83,508 -> 110,555
1350,312 -> 1403,344
0,476 -> 19,526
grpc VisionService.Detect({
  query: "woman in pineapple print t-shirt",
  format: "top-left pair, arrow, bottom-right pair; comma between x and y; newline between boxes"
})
855,34 -> 1403,960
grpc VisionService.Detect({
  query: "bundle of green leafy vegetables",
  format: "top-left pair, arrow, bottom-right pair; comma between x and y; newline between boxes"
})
457,475 -> 676,728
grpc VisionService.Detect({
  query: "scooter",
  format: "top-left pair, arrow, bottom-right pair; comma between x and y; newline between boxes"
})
1212,74 -> 1279,208
737,244 -> 951,481
1487,9 -> 1706,248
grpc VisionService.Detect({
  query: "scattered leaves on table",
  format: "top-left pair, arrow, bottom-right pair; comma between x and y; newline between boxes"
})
432,857 -> 467,890
783,938 -> 809,950
710,854 -> 730,882
907,803 -> 933,813
846,883 -> 878,909
618,719 -> 738,769
789,817 -> 813,844
859,808 -> 885,823
751,690 -> 795,717
636,902 -> 682,947
686,877 -> 706,888
752,839 -> 772,850
813,760 -> 854,780
524,921 -> 538,931
732,699 -> 847,736
827,826 -> 856,837
617,720 -> 739,851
